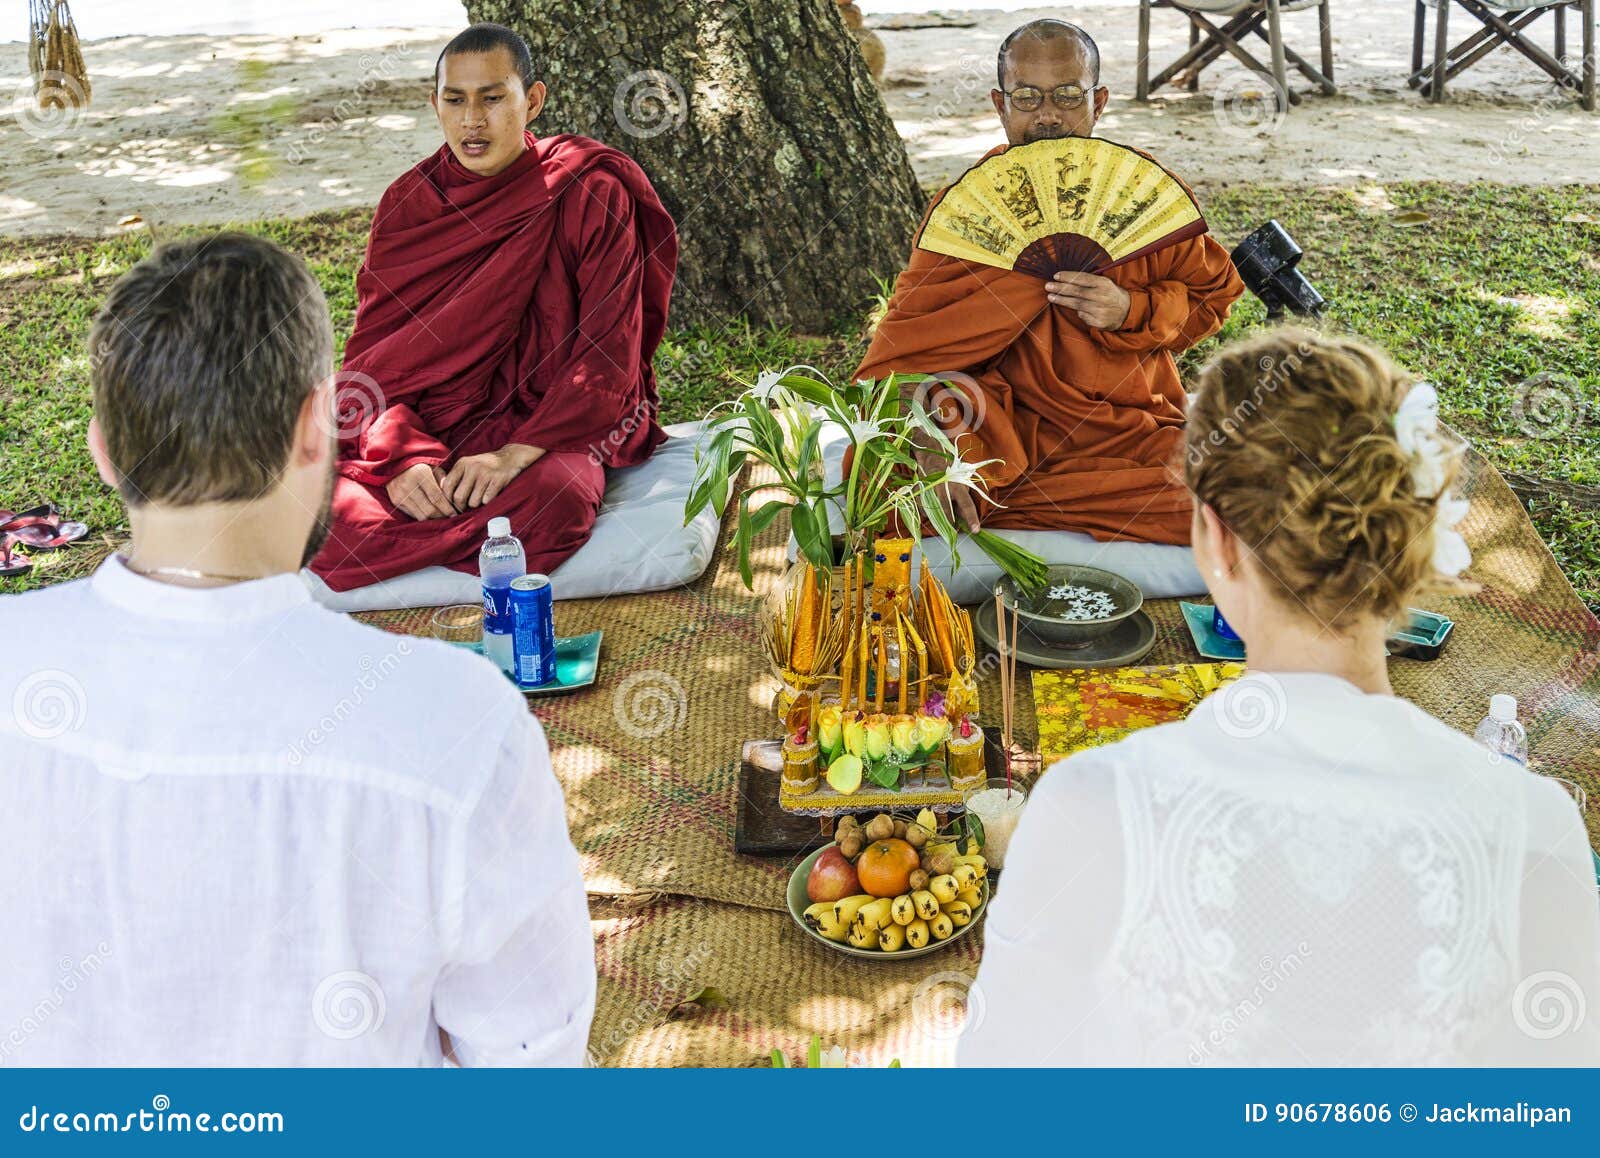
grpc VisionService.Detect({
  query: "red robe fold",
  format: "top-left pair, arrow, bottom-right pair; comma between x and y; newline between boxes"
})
856,142 -> 1244,546
311,131 -> 677,591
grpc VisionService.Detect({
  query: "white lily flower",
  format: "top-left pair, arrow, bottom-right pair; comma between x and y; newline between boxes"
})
750,369 -> 786,405
846,417 -> 891,445
941,457 -> 985,489
817,1044 -> 850,1068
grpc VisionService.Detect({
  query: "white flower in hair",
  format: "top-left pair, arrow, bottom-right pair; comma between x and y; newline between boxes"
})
1395,383 -> 1473,578
1433,496 -> 1472,578
1394,382 -> 1450,499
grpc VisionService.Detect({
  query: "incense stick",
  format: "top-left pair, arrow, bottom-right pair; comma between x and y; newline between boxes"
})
1008,598 -> 1019,796
993,584 -> 1011,793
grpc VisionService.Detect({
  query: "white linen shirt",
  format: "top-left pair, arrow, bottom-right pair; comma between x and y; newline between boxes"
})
960,671 -> 1600,1067
0,556 -> 595,1066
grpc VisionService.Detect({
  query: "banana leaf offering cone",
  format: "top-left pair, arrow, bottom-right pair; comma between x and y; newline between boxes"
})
913,559 -> 979,725
764,561 -> 845,725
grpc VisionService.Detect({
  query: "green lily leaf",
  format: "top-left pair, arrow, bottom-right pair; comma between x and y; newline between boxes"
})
790,499 -> 833,571
778,375 -> 836,408
737,498 -> 790,589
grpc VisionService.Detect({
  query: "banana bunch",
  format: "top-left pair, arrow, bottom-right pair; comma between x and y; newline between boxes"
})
805,809 -> 987,953
1106,661 -> 1245,705
805,859 -> 986,953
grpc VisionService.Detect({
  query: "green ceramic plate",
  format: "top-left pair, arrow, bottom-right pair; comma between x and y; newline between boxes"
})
1180,601 -> 1246,662
785,845 -> 987,960
503,630 -> 603,697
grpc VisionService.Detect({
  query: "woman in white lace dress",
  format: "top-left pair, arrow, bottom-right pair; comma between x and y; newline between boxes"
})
959,330 -> 1600,1066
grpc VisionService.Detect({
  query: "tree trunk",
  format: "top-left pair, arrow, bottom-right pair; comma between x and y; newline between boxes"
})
468,0 -> 926,332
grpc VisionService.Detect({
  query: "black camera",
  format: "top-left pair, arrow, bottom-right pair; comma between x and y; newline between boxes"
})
1231,220 -> 1325,318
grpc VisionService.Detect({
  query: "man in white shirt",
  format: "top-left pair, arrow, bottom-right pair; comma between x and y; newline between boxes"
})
0,233 -> 595,1065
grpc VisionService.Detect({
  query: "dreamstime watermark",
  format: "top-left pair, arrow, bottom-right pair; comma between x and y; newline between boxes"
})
311,970 -> 386,1040
905,53 -> 986,138
316,369 -> 387,442
1211,71 -> 1287,140
1512,970 -> 1586,1040
613,70 -> 688,139
910,970 -> 984,1042
612,669 -> 688,739
586,928 -> 715,1065
1486,57 -> 1597,168
0,942 -> 112,1064
1188,941 -> 1311,1065
284,41 -> 419,165
587,397 -> 654,467
1185,339 -> 1319,471
285,641 -> 414,766
7,70 -> 89,140
1211,671 -> 1289,739
1510,372 -> 1587,440
12,669 -> 87,741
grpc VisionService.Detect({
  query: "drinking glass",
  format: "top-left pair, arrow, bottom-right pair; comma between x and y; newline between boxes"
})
431,604 -> 483,652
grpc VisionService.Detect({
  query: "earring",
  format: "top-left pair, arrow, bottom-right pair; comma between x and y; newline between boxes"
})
1211,568 -> 1223,579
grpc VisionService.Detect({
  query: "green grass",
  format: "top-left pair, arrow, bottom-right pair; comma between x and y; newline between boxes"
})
3,181 -> 1599,599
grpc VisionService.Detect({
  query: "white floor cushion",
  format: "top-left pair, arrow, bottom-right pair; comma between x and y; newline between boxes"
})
304,421 -> 721,612
785,419 -> 1207,605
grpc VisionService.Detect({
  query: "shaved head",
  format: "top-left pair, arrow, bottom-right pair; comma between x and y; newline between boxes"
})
996,19 -> 1100,90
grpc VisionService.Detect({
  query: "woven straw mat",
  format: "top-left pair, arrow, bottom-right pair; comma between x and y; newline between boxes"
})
353,449 -> 1600,1066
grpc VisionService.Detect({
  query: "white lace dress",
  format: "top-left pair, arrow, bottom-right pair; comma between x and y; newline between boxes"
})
958,672 -> 1600,1066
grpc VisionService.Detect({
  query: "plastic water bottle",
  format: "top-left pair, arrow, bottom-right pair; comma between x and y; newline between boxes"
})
479,516 -> 525,677
1472,693 -> 1528,765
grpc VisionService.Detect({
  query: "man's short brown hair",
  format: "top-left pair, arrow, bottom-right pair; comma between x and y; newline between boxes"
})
89,232 -> 333,507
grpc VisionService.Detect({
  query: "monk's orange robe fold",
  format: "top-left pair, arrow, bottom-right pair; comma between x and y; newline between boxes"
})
855,143 -> 1245,546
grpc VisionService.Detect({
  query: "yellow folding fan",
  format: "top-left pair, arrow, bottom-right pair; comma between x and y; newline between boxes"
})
915,137 -> 1207,277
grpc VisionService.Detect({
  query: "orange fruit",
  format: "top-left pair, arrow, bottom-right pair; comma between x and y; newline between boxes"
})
856,838 -> 921,898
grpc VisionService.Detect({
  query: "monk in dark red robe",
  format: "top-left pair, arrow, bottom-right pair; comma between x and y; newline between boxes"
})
311,25 -> 676,591
857,20 -> 1243,546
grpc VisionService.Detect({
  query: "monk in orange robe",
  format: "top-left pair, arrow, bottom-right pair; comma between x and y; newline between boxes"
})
856,19 -> 1244,546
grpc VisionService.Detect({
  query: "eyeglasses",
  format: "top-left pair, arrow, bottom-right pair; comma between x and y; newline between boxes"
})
1000,84 -> 1098,112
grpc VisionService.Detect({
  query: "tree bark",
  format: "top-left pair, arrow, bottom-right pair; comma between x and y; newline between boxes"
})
468,0 -> 926,331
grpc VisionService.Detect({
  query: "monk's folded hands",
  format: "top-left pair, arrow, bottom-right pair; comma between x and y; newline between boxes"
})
441,443 -> 546,510
1045,271 -> 1131,330
386,461 -> 460,521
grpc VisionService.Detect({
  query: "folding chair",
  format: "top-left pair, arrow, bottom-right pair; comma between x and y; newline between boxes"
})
1136,0 -> 1336,109
1411,0 -> 1596,111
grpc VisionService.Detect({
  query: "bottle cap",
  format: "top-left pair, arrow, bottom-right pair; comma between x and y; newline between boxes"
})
488,517 -> 511,538
1490,693 -> 1517,723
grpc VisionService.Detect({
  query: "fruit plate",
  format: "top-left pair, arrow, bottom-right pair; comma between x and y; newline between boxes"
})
785,846 -> 988,961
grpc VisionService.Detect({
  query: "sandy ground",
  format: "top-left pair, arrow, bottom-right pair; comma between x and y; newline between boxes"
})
1,4 -> 1597,238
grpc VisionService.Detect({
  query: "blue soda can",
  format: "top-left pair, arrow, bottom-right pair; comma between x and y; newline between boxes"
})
1212,607 -> 1241,642
510,574 -> 557,686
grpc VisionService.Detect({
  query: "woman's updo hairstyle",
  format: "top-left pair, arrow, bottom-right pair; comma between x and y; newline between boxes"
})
1184,328 -> 1470,626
